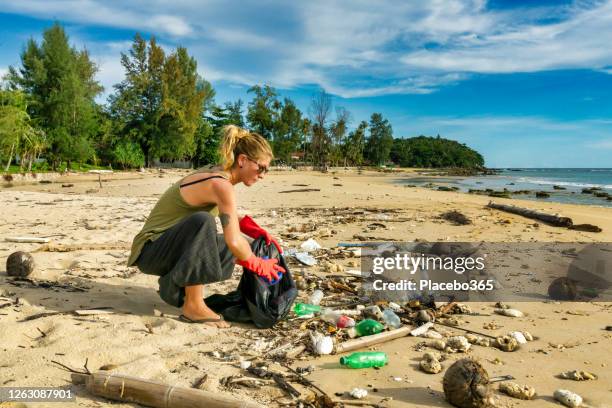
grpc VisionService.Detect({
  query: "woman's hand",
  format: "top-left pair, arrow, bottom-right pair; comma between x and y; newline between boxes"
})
237,255 -> 286,282
239,215 -> 283,253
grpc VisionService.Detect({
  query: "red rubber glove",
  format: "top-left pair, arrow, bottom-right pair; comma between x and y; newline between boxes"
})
237,255 -> 286,282
239,215 -> 283,253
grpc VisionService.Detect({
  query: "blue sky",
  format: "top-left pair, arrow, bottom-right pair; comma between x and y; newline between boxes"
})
0,0 -> 611,167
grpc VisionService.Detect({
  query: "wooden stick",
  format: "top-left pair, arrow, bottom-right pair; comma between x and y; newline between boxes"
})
487,201 -> 573,227
334,326 -> 413,354
71,372 -> 264,408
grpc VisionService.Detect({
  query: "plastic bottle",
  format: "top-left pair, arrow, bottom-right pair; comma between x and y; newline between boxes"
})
293,303 -> 321,316
321,310 -> 355,328
347,319 -> 384,338
382,309 -> 402,329
340,352 -> 388,369
309,290 -> 324,305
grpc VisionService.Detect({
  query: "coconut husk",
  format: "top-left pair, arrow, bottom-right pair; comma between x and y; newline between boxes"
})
443,358 -> 494,408
6,251 -> 35,277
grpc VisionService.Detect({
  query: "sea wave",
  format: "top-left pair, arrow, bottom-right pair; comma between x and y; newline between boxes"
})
516,177 -> 612,189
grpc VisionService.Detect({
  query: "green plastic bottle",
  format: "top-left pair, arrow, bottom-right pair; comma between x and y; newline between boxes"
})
348,319 -> 384,338
340,352 -> 388,368
293,303 -> 321,316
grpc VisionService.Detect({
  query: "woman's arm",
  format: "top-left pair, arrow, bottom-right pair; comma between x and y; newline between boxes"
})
210,180 -> 253,261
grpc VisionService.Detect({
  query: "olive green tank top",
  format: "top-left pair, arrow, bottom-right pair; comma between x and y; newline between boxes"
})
127,167 -> 229,266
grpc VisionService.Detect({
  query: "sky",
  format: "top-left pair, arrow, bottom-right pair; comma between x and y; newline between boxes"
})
0,0 -> 611,167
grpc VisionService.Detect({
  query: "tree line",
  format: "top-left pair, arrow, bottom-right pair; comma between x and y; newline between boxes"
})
0,23 -> 485,172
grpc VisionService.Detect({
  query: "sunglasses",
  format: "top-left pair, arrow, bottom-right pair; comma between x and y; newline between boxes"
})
246,156 -> 269,174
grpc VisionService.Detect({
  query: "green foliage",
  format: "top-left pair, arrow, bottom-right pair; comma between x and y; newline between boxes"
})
7,23 -> 102,169
272,98 -> 308,163
344,121 -> 367,166
110,35 -> 205,166
0,89 -> 47,171
113,140 -> 145,169
365,113 -> 393,166
390,135 -> 485,168
246,85 -> 278,139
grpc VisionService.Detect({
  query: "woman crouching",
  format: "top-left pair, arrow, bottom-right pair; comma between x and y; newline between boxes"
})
127,125 -> 285,328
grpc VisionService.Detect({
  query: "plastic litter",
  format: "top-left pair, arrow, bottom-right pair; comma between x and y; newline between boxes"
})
309,290 -> 324,305
300,238 -> 322,252
382,309 -> 402,329
340,352 -> 388,369
348,319 -> 384,338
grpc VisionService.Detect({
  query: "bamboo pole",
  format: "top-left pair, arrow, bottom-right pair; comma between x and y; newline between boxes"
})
71,372 -> 264,408
334,326 -> 414,354
487,201 -> 573,227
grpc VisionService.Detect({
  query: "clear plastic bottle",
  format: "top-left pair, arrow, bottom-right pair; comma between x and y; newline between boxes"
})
347,319 -> 384,338
340,352 -> 388,368
309,290 -> 324,305
321,310 -> 355,328
293,303 -> 321,316
382,309 -> 402,329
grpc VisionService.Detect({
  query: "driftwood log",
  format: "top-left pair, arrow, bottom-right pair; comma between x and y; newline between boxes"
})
487,202 -> 572,227
71,371 -> 264,408
335,326 -> 413,354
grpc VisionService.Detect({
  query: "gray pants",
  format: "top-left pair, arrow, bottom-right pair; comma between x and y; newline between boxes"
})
136,212 -> 236,308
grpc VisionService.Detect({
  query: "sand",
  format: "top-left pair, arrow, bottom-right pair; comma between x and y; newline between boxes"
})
1,168 -> 611,408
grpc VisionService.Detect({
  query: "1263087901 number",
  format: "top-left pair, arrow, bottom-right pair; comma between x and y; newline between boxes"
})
0,387 -> 75,402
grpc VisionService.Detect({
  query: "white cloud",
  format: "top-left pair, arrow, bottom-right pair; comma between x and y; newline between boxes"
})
2,0 -> 612,97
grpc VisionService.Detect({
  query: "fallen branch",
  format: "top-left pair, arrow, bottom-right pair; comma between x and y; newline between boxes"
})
71,371 -> 264,408
34,243 -> 131,252
20,307 -> 114,322
487,201 -> 572,227
279,188 -> 321,194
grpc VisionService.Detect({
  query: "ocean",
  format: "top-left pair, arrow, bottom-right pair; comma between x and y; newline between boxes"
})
404,168 -> 612,207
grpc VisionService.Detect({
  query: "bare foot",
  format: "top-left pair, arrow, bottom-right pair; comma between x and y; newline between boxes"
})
182,305 -> 231,328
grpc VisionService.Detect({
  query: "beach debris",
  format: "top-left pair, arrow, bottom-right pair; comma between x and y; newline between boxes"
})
494,308 -> 524,318
420,352 -> 442,374
388,302 -> 402,312
535,191 -> 550,198
362,305 -> 384,320
508,331 -> 527,344
322,260 -> 344,273
349,388 -> 368,399
559,370 -> 597,381
309,290 -> 324,305
310,332 -> 334,355
382,309 -> 402,329
422,330 -> 444,339
5,236 -> 50,243
415,309 -> 435,324
294,252 -> 317,266
335,326 -> 414,354
279,188 -> 321,193
446,336 -> 471,353
553,389 -> 583,407
441,210 -> 472,226
569,224 -> 602,232
548,277 -> 577,300
487,201 -> 573,227
429,339 -> 447,351
443,358 -> 494,408
410,322 -> 434,337
70,371 -> 264,408
495,336 -> 520,352
240,360 -> 252,370
465,334 -> 491,347
6,251 -> 35,277
300,238 -> 322,252
498,382 -> 536,400
522,331 -> 534,341
339,352 -> 388,368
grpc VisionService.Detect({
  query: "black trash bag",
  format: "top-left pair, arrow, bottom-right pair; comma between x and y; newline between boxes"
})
205,237 -> 298,328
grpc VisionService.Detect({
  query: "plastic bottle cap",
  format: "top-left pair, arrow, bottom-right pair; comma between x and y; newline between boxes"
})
339,356 -> 347,365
